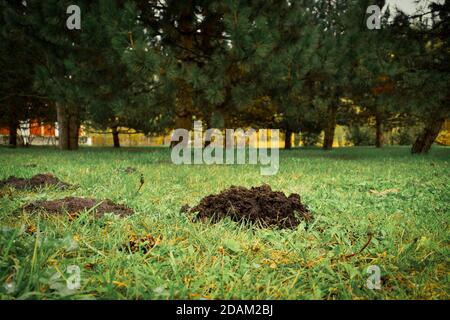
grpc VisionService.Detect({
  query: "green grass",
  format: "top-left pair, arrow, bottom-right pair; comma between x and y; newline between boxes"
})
0,146 -> 449,300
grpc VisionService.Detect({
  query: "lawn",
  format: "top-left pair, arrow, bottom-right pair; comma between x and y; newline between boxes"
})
0,146 -> 449,299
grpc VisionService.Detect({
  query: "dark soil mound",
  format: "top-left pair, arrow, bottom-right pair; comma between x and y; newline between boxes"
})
0,173 -> 71,190
23,196 -> 134,218
188,184 -> 312,229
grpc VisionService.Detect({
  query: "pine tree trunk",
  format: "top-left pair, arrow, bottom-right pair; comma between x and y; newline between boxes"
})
56,103 -> 69,150
8,120 -> 18,148
375,112 -> 383,148
171,1 -> 194,148
112,126 -> 120,148
323,104 -> 337,150
411,116 -> 446,154
170,114 -> 191,149
173,86 -> 193,135
56,103 -> 79,150
284,129 -> 292,150
68,112 -> 80,150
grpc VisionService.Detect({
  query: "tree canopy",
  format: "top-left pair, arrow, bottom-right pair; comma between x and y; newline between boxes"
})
0,0 -> 448,152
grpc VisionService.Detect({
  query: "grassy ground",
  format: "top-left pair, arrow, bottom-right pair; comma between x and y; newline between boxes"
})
0,146 -> 448,300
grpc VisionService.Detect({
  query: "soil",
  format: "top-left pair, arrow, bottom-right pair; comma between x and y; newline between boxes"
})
187,184 -> 312,229
179,204 -> 191,214
23,196 -> 134,218
123,234 -> 162,254
0,173 -> 72,190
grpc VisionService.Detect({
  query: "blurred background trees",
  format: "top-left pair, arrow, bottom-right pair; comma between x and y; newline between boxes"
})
0,0 -> 448,153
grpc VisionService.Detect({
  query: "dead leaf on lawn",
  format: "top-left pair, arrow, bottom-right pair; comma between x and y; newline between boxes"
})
84,263 -> 95,270
26,225 -> 37,235
112,281 -> 127,288
124,233 -> 162,254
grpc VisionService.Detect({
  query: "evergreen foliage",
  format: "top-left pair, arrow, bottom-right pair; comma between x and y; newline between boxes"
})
0,0 -> 448,152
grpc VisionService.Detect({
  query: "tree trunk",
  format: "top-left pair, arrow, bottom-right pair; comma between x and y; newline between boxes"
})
171,1 -> 194,148
112,126 -> 120,148
56,103 -> 79,150
170,138 -> 177,149
56,103 -> 69,150
323,104 -> 337,150
170,111 -> 192,149
284,129 -> 292,150
8,120 -> 18,148
68,113 -> 80,150
411,116 -> 446,154
375,112 -> 383,148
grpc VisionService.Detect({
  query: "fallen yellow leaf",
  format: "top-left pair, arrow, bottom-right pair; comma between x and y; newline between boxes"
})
112,281 -> 127,288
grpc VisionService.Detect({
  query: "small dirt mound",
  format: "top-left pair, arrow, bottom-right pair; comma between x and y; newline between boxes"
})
122,234 -> 162,254
187,184 -> 312,229
0,173 -> 71,190
23,196 -> 134,218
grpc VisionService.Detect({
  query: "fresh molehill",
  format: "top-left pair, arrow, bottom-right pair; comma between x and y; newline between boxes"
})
0,173 -> 71,190
23,196 -> 134,218
188,184 -> 312,228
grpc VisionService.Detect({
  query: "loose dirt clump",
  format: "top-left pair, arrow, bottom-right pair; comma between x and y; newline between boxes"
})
23,196 -> 134,218
122,234 -> 162,254
0,173 -> 72,190
187,184 -> 312,229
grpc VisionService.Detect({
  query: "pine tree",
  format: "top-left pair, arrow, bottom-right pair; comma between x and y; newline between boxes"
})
0,1 -> 55,147
387,0 -> 449,153
2,1 -> 88,149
